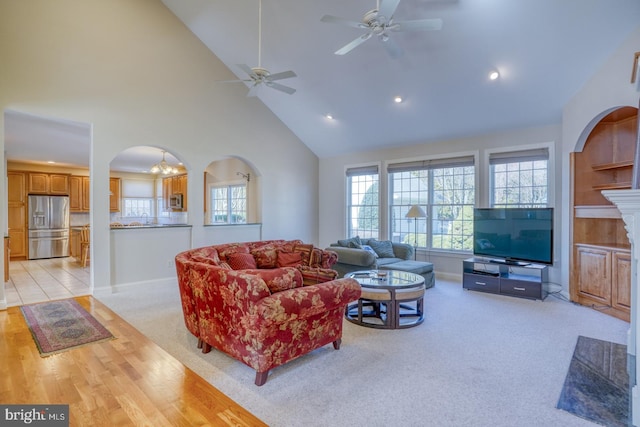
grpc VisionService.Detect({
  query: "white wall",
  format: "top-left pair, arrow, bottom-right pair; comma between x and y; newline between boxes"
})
319,124 -> 562,282
0,0 -> 319,295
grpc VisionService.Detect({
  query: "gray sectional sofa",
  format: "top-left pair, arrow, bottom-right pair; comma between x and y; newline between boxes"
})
327,237 -> 435,289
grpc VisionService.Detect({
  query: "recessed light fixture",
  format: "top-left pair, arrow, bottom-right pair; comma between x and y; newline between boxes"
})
325,114 -> 334,120
489,70 -> 500,80
47,161 -> 56,164
394,96 -> 403,103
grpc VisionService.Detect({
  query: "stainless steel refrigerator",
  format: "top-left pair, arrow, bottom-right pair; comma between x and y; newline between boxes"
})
28,195 -> 70,260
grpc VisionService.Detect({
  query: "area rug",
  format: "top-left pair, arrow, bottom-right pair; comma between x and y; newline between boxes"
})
557,335 -> 629,427
20,299 -> 114,357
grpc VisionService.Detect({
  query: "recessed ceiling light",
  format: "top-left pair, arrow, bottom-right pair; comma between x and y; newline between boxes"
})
394,96 -> 403,103
47,161 -> 56,164
325,114 -> 334,120
489,70 -> 500,80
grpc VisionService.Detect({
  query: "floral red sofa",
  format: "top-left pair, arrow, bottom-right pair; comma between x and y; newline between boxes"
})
175,240 -> 362,386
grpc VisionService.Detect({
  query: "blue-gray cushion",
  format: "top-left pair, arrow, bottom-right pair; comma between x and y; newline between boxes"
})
338,236 -> 362,248
368,239 -> 395,258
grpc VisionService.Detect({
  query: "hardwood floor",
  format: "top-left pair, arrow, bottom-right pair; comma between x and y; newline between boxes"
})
0,296 -> 267,426
5,257 -> 91,307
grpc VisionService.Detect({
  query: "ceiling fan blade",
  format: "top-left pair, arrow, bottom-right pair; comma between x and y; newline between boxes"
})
390,18 -> 443,32
236,63 -> 256,78
335,32 -> 372,55
381,35 -> 403,59
320,14 -> 365,29
267,70 -> 296,81
265,81 -> 296,95
378,0 -> 401,21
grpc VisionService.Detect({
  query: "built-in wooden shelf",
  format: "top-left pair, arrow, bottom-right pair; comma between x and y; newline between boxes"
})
574,205 -> 621,219
591,160 -> 634,171
592,181 -> 632,191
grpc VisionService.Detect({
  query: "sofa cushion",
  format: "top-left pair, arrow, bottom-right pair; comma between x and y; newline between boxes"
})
368,239 -> 395,258
216,243 -> 250,261
337,236 -> 362,248
245,267 -> 303,293
227,252 -> 258,270
251,245 -> 279,269
376,257 -> 405,266
277,250 -> 303,267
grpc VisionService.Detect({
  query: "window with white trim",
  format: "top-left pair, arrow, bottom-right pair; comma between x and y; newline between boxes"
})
210,185 -> 247,224
388,156 -> 475,251
490,148 -> 549,208
346,165 -> 379,239
122,198 -> 154,218
120,178 -> 155,219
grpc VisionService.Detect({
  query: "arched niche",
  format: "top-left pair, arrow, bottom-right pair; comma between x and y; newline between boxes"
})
204,157 -> 259,225
110,145 -> 188,225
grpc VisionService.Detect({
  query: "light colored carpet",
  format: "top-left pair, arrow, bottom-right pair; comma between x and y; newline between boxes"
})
97,278 -> 629,427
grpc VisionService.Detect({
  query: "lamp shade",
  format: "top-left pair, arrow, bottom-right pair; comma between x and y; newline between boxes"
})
405,205 -> 427,219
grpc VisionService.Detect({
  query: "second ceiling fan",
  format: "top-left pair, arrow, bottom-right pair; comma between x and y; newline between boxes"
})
321,0 -> 443,58
222,0 -> 296,96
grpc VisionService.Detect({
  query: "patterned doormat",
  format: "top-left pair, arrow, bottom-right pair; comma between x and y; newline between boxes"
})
20,299 -> 114,357
556,336 -> 629,427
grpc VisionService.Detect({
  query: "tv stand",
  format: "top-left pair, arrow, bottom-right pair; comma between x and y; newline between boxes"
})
463,257 -> 548,300
488,258 -> 530,267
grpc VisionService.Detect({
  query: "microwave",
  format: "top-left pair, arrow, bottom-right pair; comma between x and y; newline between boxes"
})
169,193 -> 183,210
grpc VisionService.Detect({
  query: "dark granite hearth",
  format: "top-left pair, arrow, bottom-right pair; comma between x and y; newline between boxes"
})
557,336 -> 629,427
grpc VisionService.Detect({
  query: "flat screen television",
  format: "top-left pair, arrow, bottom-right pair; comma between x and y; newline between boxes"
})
473,207 -> 554,265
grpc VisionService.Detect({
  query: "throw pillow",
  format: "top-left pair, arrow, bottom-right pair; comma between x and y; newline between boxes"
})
368,239 -> 395,258
251,245 -> 279,269
218,262 -> 232,270
337,236 -> 362,248
277,250 -> 303,267
216,243 -> 250,261
293,243 -> 314,265
246,267 -> 303,293
359,244 -> 379,258
226,252 -> 257,270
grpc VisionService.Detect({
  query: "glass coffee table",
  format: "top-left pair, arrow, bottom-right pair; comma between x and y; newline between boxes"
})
345,270 -> 425,329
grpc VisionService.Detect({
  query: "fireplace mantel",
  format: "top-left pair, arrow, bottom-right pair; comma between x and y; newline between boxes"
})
603,189 -> 640,426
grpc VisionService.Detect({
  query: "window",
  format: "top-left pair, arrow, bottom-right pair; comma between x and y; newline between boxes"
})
210,185 -> 247,224
490,148 -> 549,208
346,165 -> 379,239
388,157 -> 475,251
122,198 -> 154,218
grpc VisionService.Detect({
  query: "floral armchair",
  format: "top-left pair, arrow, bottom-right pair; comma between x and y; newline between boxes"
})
175,242 -> 361,385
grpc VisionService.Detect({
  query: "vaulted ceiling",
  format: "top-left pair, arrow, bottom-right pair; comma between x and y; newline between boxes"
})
162,0 -> 640,157
4,0 -> 640,169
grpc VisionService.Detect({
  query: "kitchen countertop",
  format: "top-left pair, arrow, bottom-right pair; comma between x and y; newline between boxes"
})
110,224 -> 191,230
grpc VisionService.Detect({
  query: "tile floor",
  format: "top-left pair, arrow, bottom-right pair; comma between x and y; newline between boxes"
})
5,257 -> 91,307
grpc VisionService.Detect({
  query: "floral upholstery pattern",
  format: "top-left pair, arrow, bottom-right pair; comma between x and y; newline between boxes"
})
175,241 -> 361,386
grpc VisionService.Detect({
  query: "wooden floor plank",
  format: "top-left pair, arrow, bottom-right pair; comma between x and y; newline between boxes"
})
0,296 -> 267,427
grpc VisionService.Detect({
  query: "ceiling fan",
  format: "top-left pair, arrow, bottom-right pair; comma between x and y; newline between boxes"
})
221,0 -> 296,96
321,0 -> 443,58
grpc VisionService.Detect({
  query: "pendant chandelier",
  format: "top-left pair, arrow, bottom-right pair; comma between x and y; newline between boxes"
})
150,150 -> 178,175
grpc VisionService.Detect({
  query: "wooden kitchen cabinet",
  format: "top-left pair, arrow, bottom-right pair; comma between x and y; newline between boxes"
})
69,176 -> 91,212
28,172 -> 69,195
110,177 -> 121,212
162,174 -> 187,211
4,236 -> 9,282
7,171 -> 27,259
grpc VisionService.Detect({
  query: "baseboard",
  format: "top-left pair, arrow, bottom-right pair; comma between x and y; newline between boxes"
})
435,272 -> 462,282
94,277 -> 177,296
